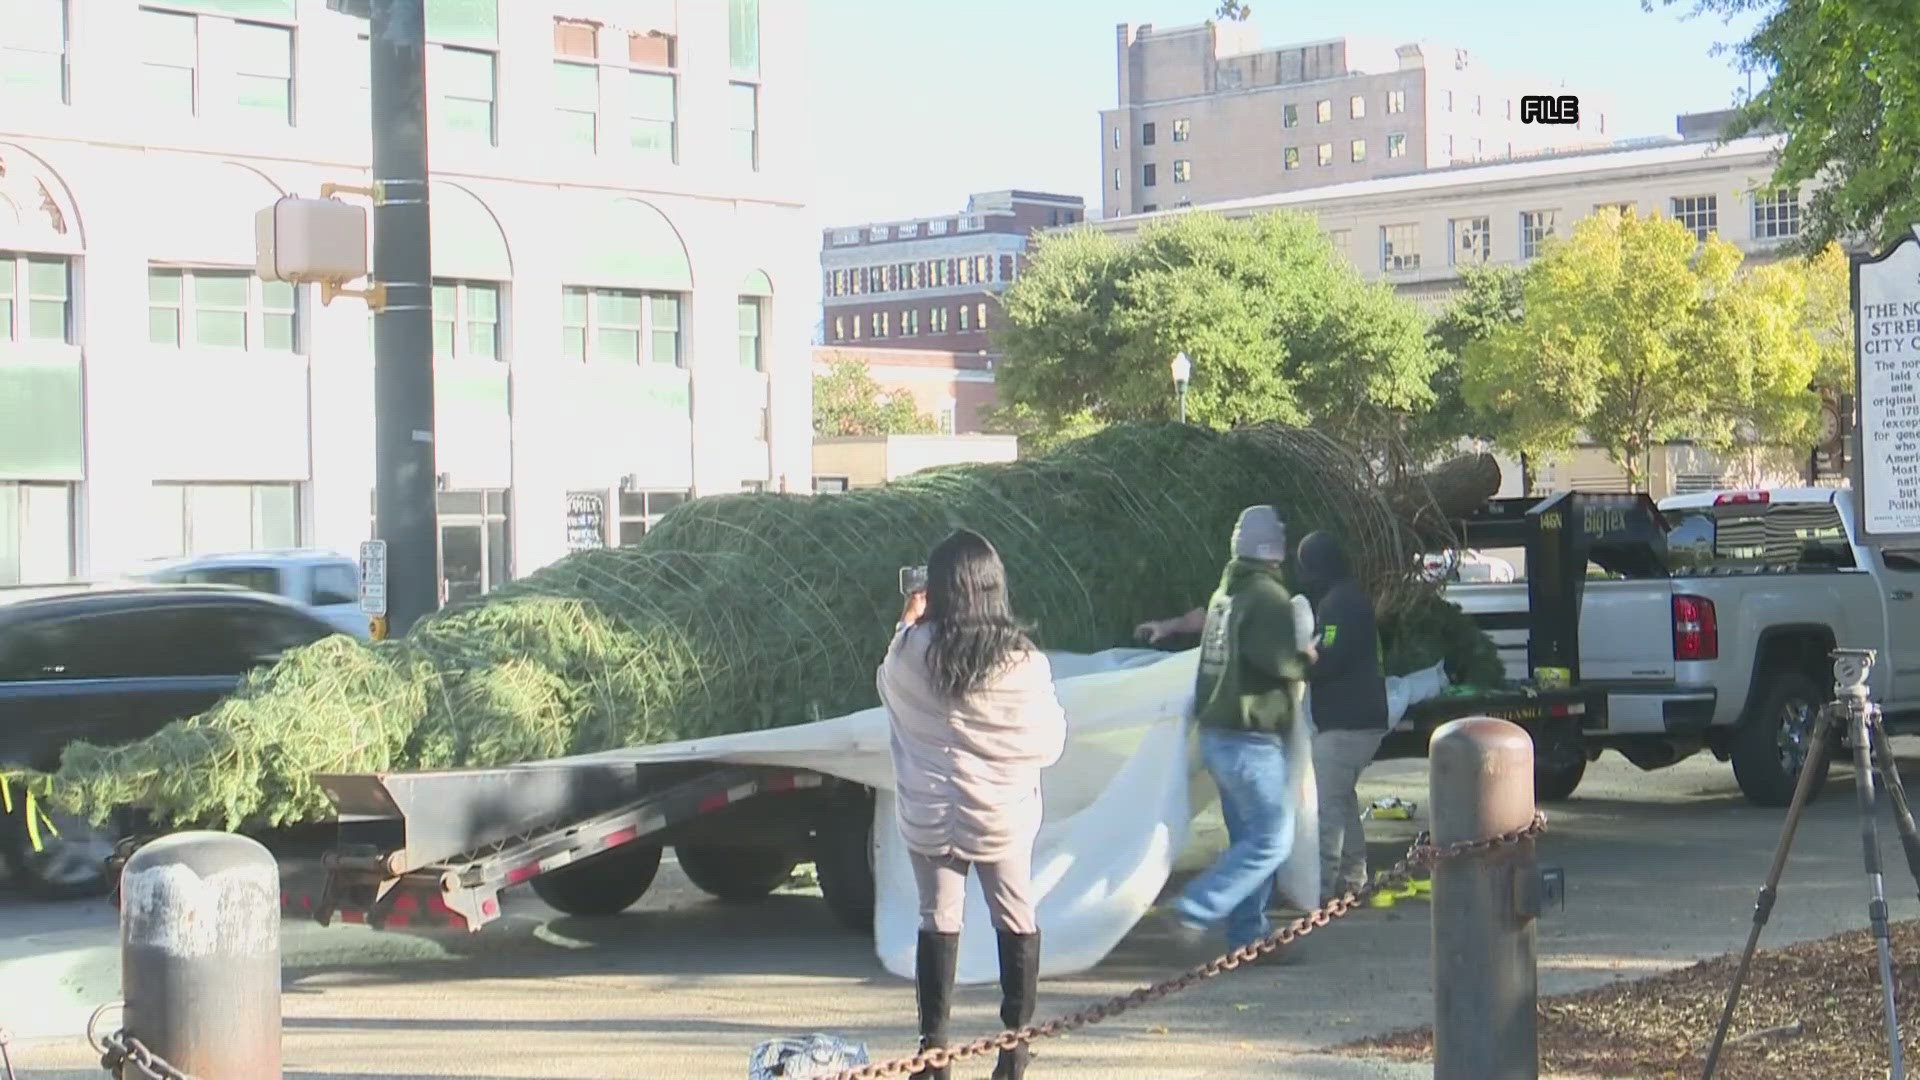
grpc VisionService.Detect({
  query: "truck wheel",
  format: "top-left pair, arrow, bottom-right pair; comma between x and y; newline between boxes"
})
529,841 -> 662,916
2,807 -> 118,901
674,844 -> 798,903
1532,723 -> 1588,803
815,796 -> 876,935
1732,672 -> 1829,808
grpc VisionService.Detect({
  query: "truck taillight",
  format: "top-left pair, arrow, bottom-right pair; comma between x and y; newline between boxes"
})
1673,594 -> 1718,661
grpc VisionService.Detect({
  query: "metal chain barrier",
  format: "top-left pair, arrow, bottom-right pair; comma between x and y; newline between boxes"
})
87,1003 -> 198,1080
829,811 -> 1547,1080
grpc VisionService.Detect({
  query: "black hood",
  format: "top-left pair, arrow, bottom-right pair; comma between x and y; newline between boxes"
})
1295,531 -> 1351,599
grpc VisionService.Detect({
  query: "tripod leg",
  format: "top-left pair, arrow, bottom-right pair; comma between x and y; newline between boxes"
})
1850,699 -> 1907,1080
1868,706 -> 1920,899
1702,702 -> 1839,1080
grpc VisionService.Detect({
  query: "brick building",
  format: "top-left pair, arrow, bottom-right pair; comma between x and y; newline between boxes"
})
819,190 -> 1083,353
812,346 -> 998,435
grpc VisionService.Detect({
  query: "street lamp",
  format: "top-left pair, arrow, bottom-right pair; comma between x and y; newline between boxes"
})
1171,352 -> 1192,424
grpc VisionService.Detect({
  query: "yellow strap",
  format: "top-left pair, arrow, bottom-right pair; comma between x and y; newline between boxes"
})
25,790 -> 42,852
0,776 -> 12,816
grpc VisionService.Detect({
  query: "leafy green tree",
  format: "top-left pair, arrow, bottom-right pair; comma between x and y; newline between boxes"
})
1646,0 -> 1920,253
993,212 -> 1441,474
1791,241 -> 1854,397
1463,209 -> 1818,490
1419,265 -> 1525,449
812,353 -> 940,436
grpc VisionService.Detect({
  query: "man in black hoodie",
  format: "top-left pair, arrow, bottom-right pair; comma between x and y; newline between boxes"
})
1294,531 -> 1391,903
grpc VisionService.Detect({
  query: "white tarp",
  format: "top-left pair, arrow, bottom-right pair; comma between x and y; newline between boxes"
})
574,648 -> 1447,985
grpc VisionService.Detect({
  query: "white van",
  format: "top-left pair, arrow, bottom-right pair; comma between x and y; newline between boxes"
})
130,549 -> 371,640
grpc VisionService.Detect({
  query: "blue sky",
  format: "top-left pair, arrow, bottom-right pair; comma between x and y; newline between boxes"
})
803,0 -> 1770,231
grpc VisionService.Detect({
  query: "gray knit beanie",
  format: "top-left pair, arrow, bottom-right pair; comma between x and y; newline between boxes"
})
1231,505 -> 1287,563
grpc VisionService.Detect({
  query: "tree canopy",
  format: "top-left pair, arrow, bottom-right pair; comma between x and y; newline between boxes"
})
1646,0 -> 1920,253
812,354 -> 940,437
993,211 -> 1441,473
1461,209 -> 1819,489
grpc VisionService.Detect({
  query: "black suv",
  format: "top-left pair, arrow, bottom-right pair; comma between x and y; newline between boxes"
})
0,585 -> 338,898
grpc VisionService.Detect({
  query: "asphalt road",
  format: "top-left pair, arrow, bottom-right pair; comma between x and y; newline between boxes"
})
6,746 -> 1918,1079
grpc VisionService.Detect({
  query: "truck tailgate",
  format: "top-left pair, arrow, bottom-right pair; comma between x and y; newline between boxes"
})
1446,579 -> 1675,683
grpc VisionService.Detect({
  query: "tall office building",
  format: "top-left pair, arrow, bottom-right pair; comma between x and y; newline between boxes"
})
0,0 -> 812,599
1101,20 -> 1612,218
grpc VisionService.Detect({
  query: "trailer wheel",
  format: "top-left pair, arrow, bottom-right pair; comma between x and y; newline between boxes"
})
529,841 -> 662,916
674,844 -> 798,903
815,793 -> 876,936
1733,671 -> 1829,808
2,806 -> 118,901
1532,722 -> 1588,803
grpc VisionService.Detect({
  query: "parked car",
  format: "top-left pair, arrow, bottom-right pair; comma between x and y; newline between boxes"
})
1447,487 -> 1919,806
130,549 -> 370,640
0,584 -> 338,898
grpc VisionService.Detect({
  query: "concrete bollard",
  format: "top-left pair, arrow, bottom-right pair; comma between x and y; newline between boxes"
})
1430,717 -> 1539,1080
119,831 -> 281,1079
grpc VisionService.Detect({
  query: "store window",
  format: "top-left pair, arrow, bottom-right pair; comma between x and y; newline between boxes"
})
0,481 -> 75,586
436,488 -> 509,604
617,489 -> 688,546
152,481 -> 300,558
431,279 -> 502,361
561,287 -> 681,365
148,266 -> 299,352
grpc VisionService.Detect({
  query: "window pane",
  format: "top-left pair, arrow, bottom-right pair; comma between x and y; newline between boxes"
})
431,283 -> 456,319
426,0 -> 498,46
254,484 -> 298,548
596,328 -> 639,361
28,299 -> 66,341
197,310 -> 247,348
553,61 -> 597,108
561,326 -> 585,360
145,64 -> 195,113
234,74 -> 289,119
0,298 -> 12,339
187,484 -> 254,554
179,0 -> 295,17
465,282 -> 499,319
25,257 -> 66,299
432,318 -> 454,358
261,279 -> 295,312
148,269 -> 181,303
263,313 -> 295,352
194,271 -> 249,307
649,294 -> 679,330
738,299 -> 760,334
630,70 -> 673,118
468,322 -> 498,359
560,287 -> 589,323
149,308 -> 181,346
632,118 -> 673,157
486,518 -> 510,590
439,98 -> 494,142
437,491 -> 483,515
728,0 -> 759,76
143,9 -> 198,66
0,259 -> 12,298
228,22 -> 292,77
650,328 -> 678,365
729,81 -> 757,129
440,523 -> 484,603
599,290 -> 642,326
558,109 -> 596,148
432,46 -> 495,98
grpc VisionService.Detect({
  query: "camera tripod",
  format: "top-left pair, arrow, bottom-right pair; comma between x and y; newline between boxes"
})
1703,649 -> 1920,1080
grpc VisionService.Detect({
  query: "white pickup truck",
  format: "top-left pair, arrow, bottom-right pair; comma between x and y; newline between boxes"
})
1447,487 -> 1920,806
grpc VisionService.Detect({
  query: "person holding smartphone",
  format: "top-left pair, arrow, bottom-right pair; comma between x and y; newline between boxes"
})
879,529 -> 1067,1080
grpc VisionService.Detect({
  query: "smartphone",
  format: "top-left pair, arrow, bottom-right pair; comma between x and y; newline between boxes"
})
899,565 -> 928,596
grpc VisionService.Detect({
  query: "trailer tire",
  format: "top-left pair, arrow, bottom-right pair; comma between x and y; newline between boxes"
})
1733,671 -> 1829,808
815,796 -> 876,936
529,841 -> 662,916
675,844 -> 797,903
2,806 -> 118,901
1532,723 -> 1588,803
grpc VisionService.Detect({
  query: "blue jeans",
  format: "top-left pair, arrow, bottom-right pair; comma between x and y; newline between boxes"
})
1174,727 -> 1295,950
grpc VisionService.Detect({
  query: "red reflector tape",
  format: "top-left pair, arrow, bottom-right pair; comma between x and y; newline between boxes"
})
505,862 -> 542,885
603,826 -> 639,848
698,792 -> 729,814
392,894 -> 418,913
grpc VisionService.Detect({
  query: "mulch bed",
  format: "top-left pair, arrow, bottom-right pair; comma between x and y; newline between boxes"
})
1338,918 -> 1920,1079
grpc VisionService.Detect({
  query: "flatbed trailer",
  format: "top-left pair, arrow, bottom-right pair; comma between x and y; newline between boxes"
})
254,490 -> 1665,932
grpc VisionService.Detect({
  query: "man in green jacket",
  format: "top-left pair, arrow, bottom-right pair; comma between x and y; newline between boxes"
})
1158,505 -> 1312,950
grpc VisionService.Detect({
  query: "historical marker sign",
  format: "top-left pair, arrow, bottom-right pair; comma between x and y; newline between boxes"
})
1853,228 -> 1920,542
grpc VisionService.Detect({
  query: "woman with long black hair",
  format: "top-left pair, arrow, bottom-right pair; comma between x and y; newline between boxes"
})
878,529 -> 1068,1080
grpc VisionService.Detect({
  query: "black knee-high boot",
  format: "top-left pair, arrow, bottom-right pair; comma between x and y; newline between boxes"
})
912,930 -> 960,1080
991,929 -> 1041,1079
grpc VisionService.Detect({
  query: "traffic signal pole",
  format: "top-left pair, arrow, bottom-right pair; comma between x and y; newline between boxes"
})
368,0 -> 439,636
